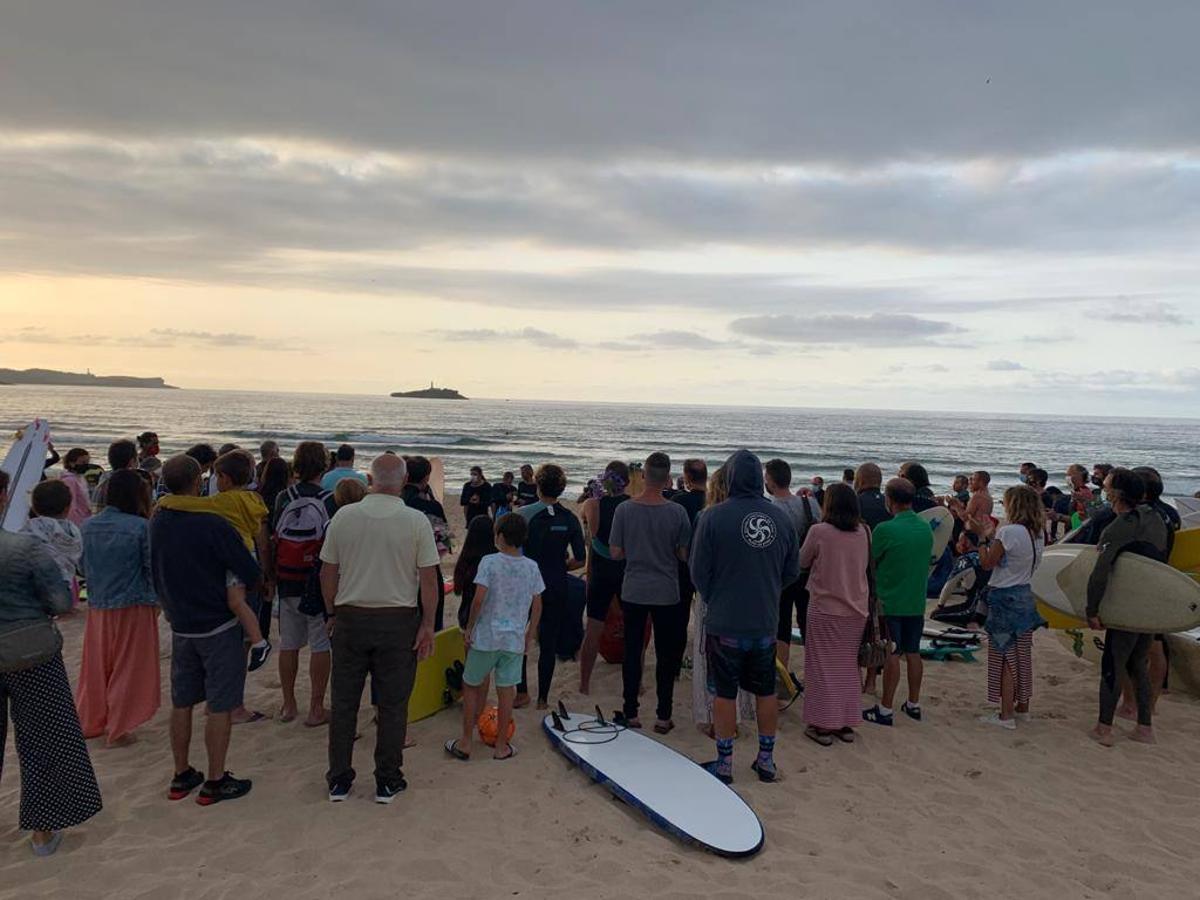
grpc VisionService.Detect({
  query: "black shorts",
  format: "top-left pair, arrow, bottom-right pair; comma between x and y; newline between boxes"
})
586,559 -> 625,622
778,579 -> 810,643
705,634 -> 776,699
170,624 -> 247,713
885,615 -> 924,655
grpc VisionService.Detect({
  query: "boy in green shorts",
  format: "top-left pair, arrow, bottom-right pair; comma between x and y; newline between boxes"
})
447,513 -> 543,761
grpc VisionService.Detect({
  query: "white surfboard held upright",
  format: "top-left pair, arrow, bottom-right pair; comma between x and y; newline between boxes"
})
1,419 -> 51,533
543,707 -> 764,858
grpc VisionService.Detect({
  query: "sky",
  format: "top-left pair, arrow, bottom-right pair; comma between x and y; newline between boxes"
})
2,2 -> 1199,415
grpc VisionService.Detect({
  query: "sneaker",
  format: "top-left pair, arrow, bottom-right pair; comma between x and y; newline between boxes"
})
30,831 -> 63,857
196,772 -> 252,806
862,705 -> 894,727
701,760 -> 733,785
248,640 -> 272,672
375,778 -> 407,804
901,701 -> 922,722
751,758 -> 778,783
328,779 -> 352,802
978,713 -> 1017,731
168,766 -> 205,801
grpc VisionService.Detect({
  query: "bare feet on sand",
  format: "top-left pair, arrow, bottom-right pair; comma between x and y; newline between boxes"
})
304,708 -> 330,727
279,704 -> 298,724
107,733 -> 138,748
513,693 -> 531,709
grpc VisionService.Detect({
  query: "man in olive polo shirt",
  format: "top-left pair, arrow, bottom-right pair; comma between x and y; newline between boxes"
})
320,454 -> 440,804
863,477 -> 933,727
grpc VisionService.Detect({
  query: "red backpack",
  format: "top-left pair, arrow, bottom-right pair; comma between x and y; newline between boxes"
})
274,487 -> 332,583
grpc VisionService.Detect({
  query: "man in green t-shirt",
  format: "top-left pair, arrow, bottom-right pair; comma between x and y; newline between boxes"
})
863,478 -> 934,727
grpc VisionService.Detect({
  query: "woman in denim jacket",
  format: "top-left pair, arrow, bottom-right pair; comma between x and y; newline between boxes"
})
77,469 -> 161,747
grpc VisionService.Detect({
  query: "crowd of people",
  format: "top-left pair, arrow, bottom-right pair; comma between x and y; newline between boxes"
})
0,431 -> 1189,856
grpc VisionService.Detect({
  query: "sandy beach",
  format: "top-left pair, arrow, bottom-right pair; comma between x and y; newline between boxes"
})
4,502 -> 1200,900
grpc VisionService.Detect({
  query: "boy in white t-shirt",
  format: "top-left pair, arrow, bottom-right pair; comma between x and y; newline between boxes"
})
446,513 -> 543,761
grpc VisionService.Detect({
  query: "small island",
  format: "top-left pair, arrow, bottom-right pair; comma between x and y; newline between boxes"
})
390,382 -> 467,400
0,368 -> 178,389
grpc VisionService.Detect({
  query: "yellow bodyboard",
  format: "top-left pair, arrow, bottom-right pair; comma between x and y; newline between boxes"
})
408,626 -> 466,723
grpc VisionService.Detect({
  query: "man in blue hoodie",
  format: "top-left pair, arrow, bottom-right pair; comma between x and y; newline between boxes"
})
690,450 -> 800,784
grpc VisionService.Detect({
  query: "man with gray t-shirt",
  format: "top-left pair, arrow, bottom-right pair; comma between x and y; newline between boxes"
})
609,452 -> 692,732
764,459 -> 820,668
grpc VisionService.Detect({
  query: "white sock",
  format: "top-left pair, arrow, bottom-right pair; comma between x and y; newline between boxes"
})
906,701 -> 920,710
252,639 -> 269,649
879,705 -> 893,716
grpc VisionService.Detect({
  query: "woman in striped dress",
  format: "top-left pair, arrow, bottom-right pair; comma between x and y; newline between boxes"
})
0,471 -> 103,856
977,485 -> 1046,729
797,483 -> 870,746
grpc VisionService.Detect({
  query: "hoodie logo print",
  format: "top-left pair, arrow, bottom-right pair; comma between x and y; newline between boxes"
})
741,513 -> 776,549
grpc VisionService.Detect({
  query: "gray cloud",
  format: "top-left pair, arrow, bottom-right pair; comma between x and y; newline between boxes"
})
987,359 -> 1026,371
3,3 -> 1198,165
729,313 -> 963,346
1099,300 -> 1190,325
1,325 -> 303,352
431,327 -> 748,354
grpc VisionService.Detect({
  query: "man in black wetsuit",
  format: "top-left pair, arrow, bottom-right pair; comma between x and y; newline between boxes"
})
1086,468 -> 1169,747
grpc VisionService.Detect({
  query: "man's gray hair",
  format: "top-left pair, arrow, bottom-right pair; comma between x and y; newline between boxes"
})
370,453 -> 408,491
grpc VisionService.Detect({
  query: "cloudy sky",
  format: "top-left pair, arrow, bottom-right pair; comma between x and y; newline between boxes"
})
2,2 -> 1198,414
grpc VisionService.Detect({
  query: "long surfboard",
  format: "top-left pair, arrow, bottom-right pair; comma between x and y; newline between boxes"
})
543,705 -> 764,858
920,506 -> 955,566
1,419 -> 51,532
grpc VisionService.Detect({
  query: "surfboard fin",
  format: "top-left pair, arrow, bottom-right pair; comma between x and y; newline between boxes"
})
558,700 -> 570,720
550,711 -> 566,732
594,706 -> 608,726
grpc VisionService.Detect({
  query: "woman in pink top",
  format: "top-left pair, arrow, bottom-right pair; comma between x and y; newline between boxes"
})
798,482 -> 870,746
59,448 -> 95,527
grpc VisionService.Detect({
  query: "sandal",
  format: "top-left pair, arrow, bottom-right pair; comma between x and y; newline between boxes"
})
493,744 -> 518,761
834,727 -> 856,743
444,738 -> 470,761
653,720 -> 675,735
612,712 -> 642,729
804,725 -> 834,747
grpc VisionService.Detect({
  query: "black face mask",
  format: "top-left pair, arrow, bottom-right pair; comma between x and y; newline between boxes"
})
1090,475 -> 1104,487
71,463 -> 91,474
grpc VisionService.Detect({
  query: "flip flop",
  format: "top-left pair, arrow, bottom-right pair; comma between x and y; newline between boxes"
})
235,711 -> 269,725
444,738 -> 470,761
493,745 -> 518,761
804,725 -> 834,747
833,728 -> 856,743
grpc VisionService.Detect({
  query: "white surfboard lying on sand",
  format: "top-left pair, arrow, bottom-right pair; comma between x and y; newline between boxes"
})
1031,544 -> 1200,634
543,706 -> 764,858
1,419 -> 51,533
920,506 -> 954,566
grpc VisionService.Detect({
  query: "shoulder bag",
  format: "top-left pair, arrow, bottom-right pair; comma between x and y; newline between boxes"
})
858,527 -> 892,669
0,617 -> 64,673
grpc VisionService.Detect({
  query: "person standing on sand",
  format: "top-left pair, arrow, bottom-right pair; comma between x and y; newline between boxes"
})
948,470 -> 994,538
854,463 -> 892,529
976,485 -> 1046,730
689,449 -> 799,784
58,448 -> 94,527
1087,468 -> 1170,747
798,482 -> 870,746
517,464 -> 586,709
765,458 -> 819,670
862,478 -> 933,727
461,466 -> 492,523
447,513 -> 543,762
77,470 -> 161,747
578,461 -> 631,696
271,441 -> 339,724
0,470 -> 103,857
151,455 -> 261,806
94,438 -> 139,510
256,440 -> 280,482
402,455 -> 453,631
321,454 -> 440,803
321,444 -> 367,492
609,453 -> 693,733
490,471 -> 517,518
690,464 -> 758,736
515,464 -> 539,507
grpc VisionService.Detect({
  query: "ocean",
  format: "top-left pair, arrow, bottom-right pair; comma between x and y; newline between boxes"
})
2,385 -> 1199,497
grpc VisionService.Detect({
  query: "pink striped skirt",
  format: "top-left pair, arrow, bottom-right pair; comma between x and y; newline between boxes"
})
803,608 -> 867,731
987,632 -> 1033,704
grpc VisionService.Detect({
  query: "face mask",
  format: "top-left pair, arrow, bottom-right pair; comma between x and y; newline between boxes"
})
1017,474 -> 1028,484
71,463 -> 91,474
1091,476 -> 1104,487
